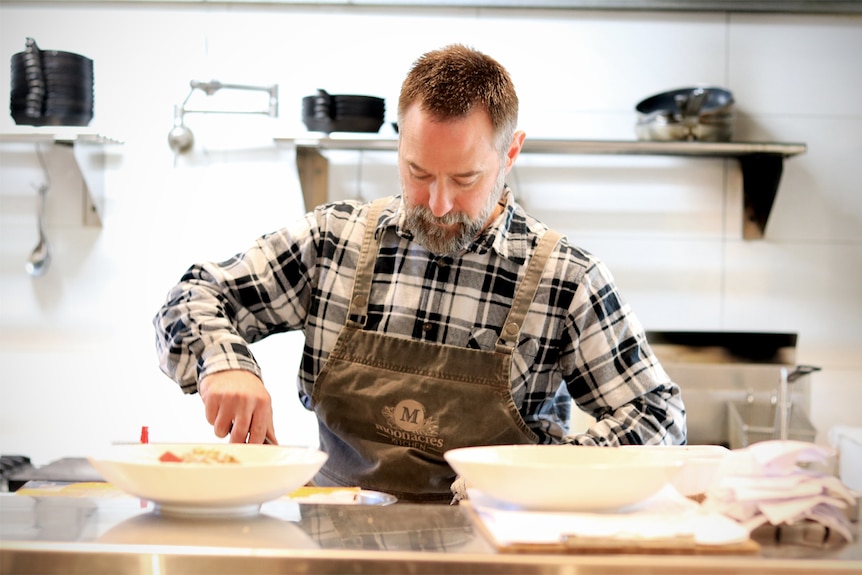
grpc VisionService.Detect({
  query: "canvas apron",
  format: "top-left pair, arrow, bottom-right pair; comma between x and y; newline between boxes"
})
310,198 -> 563,502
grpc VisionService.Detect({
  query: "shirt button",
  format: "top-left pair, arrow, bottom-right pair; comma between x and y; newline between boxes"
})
422,323 -> 433,331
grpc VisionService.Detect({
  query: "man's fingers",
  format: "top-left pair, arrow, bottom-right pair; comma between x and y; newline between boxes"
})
213,410 -> 233,439
229,414 -> 253,443
264,429 -> 279,445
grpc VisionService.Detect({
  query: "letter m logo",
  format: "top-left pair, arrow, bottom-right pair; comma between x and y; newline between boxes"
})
400,406 -> 419,424
392,399 -> 425,432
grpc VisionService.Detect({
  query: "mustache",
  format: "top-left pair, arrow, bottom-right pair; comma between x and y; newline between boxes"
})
410,206 -> 470,227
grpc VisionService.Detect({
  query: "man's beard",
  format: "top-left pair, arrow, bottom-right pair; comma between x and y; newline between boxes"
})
403,169 -> 506,256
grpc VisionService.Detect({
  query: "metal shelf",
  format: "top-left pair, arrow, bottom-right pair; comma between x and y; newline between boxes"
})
0,131 -> 123,226
275,136 -> 806,239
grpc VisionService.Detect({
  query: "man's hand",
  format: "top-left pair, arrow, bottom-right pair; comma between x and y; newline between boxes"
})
198,370 -> 278,445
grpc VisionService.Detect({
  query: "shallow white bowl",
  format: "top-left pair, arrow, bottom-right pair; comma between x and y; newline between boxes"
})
89,443 -> 327,517
622,444 -> 730,496
445,444 -> 684,512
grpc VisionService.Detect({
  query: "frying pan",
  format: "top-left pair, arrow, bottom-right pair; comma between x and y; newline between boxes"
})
635,86 -> 734,142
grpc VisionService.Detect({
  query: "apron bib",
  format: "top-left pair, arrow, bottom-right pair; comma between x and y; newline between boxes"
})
311,198 -> 562,502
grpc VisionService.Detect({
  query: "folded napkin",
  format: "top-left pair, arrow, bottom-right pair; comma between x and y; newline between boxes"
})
701,440 -> 856,542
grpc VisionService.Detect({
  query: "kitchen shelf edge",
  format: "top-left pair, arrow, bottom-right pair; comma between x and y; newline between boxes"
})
278,136 -> 807,239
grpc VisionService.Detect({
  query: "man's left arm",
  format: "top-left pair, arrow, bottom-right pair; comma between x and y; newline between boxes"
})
562,260 -> 687,446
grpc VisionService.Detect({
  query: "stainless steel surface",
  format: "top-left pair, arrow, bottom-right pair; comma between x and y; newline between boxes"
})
728,401 -> 817,449
356,489 -> 398,505
635,117 -> 734,142
277,135 -> 807,157
55,1 -> 862,15
635,86 -> 734,142
1,492 -> 859,574
0,132 -> 123,145
775,365 -> 819,441
645,331 -> 815,447
777,367 -> 791,441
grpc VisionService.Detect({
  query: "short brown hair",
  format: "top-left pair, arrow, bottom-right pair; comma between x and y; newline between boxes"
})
398,44 -> 519,152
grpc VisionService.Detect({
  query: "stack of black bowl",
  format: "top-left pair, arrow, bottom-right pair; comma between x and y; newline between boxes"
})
302,89 -> 384,134
10,38 -> 94,127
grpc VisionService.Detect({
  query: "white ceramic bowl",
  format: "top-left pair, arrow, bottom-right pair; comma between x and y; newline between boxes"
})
622,444 -> 730,496
89,443 -> 327,517
444,444 -> 684,512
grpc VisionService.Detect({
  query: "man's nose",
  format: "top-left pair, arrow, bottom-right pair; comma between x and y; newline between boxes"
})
428,181 -> 455,217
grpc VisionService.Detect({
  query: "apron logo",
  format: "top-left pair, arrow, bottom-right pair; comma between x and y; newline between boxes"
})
394,399 -> 428,431
376,399 -> 444,451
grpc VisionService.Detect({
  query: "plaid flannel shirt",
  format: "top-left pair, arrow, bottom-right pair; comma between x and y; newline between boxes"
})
154,191 -> 686,446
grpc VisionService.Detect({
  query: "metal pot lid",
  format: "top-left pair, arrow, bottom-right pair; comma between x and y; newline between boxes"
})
636,86 -> 734,117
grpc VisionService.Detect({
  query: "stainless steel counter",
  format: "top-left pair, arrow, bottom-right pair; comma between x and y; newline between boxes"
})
1,491 -> 860,575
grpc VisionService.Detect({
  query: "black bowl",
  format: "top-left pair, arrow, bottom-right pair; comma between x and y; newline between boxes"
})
302,114 -> 384,134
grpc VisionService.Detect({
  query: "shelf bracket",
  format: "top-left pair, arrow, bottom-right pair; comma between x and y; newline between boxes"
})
295,146 -> 329,211
738,153 -> 785,240
1,132 -> 121,227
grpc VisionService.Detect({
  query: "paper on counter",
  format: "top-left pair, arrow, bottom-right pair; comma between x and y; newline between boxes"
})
467,485 -> 750,548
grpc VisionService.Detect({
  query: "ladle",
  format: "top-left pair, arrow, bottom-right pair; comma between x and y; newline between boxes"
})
168,104 -> 194,154
25,182 -> 51,277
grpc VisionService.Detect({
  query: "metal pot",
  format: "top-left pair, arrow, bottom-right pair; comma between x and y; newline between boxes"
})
635,86 -> 734,142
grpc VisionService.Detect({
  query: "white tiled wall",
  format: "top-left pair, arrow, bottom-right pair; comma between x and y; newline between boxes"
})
1,4 -> 860,466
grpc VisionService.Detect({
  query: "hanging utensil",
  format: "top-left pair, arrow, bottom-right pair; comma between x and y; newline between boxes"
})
25,181 -> 51,277
167,79 -> 279,154
26,143 -> 51,277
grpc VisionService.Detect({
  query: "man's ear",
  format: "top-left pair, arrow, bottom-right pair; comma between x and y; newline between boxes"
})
505,130 -> 526,173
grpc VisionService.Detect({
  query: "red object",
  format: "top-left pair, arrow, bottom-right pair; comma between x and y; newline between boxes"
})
158,451 -> 183,463
140,426 -> 149,444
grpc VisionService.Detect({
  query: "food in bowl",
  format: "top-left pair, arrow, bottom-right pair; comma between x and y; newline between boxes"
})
89,443 -> 328,516
159,447 -> 239,464
444,444 -> 684,512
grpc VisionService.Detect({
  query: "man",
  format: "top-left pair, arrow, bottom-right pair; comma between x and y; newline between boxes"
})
154,44 -> 686,503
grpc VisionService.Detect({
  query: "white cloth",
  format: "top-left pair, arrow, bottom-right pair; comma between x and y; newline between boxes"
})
702,440 -> 856,541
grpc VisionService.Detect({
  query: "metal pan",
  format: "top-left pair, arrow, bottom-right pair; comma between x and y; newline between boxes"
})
635,86 -> 734,141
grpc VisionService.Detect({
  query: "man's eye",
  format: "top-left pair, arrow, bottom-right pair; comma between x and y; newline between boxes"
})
454,177 -> 478,188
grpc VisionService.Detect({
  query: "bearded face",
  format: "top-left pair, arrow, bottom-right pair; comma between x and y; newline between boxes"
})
397,103 -> 520,256
402,164 -> 505,255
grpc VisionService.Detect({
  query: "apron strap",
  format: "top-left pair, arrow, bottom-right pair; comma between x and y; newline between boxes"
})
496,229 -> 563,353
348,197 -> 562,344
346,197 -> 389,327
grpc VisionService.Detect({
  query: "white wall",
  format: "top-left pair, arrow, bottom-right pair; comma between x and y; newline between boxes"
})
1,3 -> 860,465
